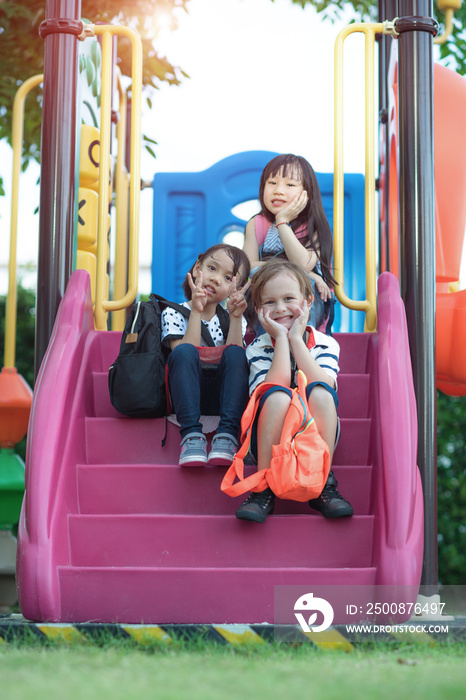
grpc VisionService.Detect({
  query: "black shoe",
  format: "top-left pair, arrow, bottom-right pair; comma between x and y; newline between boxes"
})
308,471 -> 353,518
235,487 -> 275,523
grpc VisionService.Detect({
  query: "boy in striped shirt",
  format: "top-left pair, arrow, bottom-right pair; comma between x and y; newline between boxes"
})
236,260 -> 353,523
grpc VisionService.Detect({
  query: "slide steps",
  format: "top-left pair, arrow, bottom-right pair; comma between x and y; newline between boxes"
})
56,332 -> 377,623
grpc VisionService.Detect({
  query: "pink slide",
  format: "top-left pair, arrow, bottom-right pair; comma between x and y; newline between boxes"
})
17,269 -> 423,624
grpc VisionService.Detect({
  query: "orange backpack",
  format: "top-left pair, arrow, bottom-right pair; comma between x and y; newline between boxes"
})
221,371 -> 331,501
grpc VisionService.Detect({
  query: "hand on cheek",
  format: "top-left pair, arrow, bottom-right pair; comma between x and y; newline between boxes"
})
258,308 -> 288,339
288,301 -> 309,339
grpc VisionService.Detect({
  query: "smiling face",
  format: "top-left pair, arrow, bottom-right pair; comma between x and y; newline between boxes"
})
192,249 -> 237,303
262,165 -> 304,217
257,271 -> 311,330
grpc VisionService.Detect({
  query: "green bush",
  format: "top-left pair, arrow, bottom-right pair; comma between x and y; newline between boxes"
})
437,391 -> 466,584
0,283 -> 35,390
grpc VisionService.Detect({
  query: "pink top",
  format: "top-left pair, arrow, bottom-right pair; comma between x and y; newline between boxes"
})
253,214 -> 308,247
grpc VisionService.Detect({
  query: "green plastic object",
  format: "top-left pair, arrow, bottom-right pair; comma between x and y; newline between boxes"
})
0,449 -> 25,530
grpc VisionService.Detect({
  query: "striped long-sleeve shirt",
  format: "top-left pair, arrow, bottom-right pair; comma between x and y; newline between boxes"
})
245,326 -> 340,395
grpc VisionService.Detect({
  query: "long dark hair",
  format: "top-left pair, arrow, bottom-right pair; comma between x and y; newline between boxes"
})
258,154 -> 336,287
182,243 -> 250,300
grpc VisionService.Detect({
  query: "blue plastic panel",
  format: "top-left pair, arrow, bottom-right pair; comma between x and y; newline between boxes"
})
151,151 -> 366,332
152,151 -> 277,301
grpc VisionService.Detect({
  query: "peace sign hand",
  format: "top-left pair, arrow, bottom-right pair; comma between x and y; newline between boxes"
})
227,277 -> 251,318
188,271 -> 207,313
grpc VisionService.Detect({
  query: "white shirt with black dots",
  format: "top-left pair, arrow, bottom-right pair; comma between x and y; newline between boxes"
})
161,302 -> 247,347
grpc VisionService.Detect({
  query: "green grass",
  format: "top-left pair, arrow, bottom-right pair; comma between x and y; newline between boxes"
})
1,638 -> 465,700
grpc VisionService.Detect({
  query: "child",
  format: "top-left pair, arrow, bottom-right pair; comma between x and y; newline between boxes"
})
161,244 -> 251,467
242,154 -> 336,333
235,260 -> 353,523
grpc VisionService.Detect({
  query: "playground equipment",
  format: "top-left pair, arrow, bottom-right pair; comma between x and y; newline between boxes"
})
16,266 -> 423,623
152,151 -> 366,332
8,2 -> 465,622
384,53 -> 466,396
431,63 -> 466,396
0,77 -> 39,562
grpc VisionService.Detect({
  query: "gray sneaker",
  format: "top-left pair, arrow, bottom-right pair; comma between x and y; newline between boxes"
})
207,433 -> 238,466
179,433 -> 208,467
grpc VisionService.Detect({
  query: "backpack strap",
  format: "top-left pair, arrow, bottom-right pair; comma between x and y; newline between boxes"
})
150,293 -> 190,319
253,214 -> 270,247
215,304 -> 230,341
254,214 -> 309,247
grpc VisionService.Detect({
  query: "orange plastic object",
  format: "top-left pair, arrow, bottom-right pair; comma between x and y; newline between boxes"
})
0,367 -> 33,448
436,286 -> 466,396
434,65 -> 466,395
384,51 -> 466,395
434,64 -> 466,285
385,60 -> 466,285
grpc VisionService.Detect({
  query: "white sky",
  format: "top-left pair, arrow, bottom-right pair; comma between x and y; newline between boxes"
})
146,0 -> 365,175
0,0 -> 464,294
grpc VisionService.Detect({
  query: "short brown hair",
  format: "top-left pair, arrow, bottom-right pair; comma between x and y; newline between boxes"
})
250,260 -> 313,308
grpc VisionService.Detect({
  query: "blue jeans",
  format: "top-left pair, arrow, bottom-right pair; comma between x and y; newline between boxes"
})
167,343 -> 249,439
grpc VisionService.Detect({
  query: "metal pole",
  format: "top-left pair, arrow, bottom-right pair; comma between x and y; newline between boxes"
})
397,1 -> 438,594
377,0 -> 387,272
35,0 -> 81,378
378,0 -> 399,271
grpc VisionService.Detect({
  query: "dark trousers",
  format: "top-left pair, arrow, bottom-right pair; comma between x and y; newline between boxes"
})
167,343 -> 249,439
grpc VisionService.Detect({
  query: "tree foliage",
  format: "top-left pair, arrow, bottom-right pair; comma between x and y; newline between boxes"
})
287,0 -> 466,74
0,284 -> 35,390
0,0 -> 189,174
436,4 -> 466,76
285,0 -> 375,21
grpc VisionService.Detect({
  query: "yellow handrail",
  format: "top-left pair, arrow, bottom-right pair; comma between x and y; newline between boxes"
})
434,1 -> 462,45
4,74 -> 43,369
434,8 -> 454,44
111,68 -> 130,332
86,24 -> 142,331
334,23 -> 384,333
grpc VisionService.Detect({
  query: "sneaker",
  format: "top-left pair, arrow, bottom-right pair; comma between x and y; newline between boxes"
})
235,487 -> 275,523
308,470 -> 353,518
207,433 -> 238,466
179,433 -> 208,467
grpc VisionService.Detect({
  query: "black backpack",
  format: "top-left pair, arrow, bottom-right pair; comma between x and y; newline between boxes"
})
108,293 -> 230,420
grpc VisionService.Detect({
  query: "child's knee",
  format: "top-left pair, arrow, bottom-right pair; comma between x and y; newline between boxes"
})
222,344 -> 246,365
307,385 -> 337,416
168,343 -> 199,366
263,389 -> 292,414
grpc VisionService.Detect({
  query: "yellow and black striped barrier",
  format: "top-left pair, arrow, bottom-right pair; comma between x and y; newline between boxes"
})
0,615 -> 463,649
